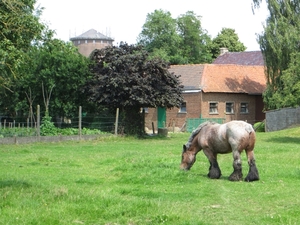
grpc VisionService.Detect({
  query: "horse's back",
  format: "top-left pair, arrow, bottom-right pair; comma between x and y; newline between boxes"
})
225,120 -> 254,135
225,120 -> 256,151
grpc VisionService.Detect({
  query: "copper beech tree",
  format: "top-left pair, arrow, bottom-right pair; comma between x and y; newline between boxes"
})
84,43 -> 184,136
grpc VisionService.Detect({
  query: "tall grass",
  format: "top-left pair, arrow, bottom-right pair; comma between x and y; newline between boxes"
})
0,128 -> 300,225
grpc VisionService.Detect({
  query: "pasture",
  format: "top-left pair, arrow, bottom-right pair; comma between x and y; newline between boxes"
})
0,127 -> 300,225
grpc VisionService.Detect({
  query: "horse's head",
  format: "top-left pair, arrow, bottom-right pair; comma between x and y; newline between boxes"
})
180,144 -> 196,170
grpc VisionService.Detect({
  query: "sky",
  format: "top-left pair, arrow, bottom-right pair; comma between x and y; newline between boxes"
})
35,0 -> 269,51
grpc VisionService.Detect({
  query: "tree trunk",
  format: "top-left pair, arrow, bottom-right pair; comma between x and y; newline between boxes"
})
122,106 -> 145,136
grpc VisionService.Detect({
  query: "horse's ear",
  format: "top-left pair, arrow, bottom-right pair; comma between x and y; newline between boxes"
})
183,144 -> 187,151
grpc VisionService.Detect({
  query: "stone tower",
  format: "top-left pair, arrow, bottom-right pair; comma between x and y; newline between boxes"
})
70,29 -> 114,57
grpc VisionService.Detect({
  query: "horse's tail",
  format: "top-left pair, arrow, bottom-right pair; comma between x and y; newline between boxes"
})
247,127 -> 256,150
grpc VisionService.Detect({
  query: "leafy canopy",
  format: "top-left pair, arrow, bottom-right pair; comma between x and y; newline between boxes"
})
85,43 -> 184,109
256,0 -> 300,109
22,38 -> 92,117
210,28 -> 247,58
137,10 -> 212,64
137,9 -> 183,64
84,43 -> 184,135
177,11 -> 213,63
0,0 -> 44,88
0,37 -> 92,119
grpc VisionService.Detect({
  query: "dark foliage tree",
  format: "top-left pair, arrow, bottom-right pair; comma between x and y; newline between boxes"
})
210,28 -> 247,59
84,43 -> 184,136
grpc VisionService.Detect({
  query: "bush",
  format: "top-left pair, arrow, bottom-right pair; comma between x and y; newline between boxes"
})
254,121 -> 265,132
40,116 -> 58,136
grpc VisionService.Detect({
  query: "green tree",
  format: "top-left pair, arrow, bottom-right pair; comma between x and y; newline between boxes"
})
25,38 -> 92,118
137,10 -> 212,64
255,0 -> 300,109
177,11 -> 212,63
0,0 -> 44,89
84,43 -> 184,136
279,52 -> 300,107
210,28 -> 247,59
137,9 -> 183,64
1,37 -> 92,121
252,0 -> 263,8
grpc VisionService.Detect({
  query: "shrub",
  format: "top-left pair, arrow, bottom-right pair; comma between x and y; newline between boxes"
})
40,116 -> 58,136
254,121 -> 265,132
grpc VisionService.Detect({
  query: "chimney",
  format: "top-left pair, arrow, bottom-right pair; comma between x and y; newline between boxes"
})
220,47 -> 229,55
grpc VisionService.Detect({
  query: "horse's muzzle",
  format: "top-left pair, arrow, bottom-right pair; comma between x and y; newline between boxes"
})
180,164 -> 190,170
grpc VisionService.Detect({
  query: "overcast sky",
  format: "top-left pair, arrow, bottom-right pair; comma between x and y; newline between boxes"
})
35,0 -> 269,51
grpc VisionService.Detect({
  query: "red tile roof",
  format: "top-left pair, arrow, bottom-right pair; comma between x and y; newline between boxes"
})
169,64 -> 266,94
213,51 -> 264,66
202,64 -> 266,94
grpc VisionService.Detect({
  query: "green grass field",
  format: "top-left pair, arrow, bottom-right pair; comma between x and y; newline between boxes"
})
1,127 -> 300,225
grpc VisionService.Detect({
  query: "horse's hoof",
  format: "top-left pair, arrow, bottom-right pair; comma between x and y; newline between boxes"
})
245,174 -> 260,182
208,170 -> 221,179
229,172 -> 243,181
245,165 -> 260,182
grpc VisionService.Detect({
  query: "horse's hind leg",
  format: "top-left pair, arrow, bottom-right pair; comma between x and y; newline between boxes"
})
229,150 -> 243,181
203,150 -> 221,179
245,150 -> 259,182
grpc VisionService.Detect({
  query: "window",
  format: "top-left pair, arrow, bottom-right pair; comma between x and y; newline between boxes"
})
179,102 -> 187,113
209,102 -> 218,114
77,40 -> 81,44
140,108 -> 148,113
226,102 -> 234,114
241,103 -> 249,113
93,40 -> 96,44
85,40 -> 87,44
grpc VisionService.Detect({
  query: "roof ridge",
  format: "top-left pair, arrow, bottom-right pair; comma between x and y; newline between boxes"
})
70,29 -> 114,41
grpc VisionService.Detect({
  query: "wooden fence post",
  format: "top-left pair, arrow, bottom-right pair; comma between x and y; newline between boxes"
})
37,105 -> 40,141
115,108 -> 119,136
79,106 -> 82,140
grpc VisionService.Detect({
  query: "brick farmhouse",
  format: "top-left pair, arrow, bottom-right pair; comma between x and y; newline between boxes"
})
145,51 -> 266,132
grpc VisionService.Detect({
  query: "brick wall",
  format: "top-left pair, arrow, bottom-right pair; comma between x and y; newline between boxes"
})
145,92 -> 264,131
75,42 -> 111,57
201,92 -> 259,124
144,92 -> 201,131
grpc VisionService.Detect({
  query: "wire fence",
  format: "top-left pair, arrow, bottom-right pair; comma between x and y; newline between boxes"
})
0,106 -> 121,138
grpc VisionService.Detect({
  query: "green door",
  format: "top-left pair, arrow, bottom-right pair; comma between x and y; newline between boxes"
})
157,107 -> 166,128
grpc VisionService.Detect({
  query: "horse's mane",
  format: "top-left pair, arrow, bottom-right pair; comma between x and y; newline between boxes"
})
185,121 -> 216,148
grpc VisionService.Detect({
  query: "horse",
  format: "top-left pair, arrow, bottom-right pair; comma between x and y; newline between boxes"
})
180,120 -> 259,182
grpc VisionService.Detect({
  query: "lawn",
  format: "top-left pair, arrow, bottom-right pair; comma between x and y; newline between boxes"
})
0,128 -> 300,225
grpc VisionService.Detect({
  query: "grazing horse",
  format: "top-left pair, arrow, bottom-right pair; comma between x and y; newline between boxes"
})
180,120 -> 259,182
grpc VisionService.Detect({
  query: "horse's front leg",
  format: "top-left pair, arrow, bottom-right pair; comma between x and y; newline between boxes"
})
203,149 -> 221,179
245,150 -> 259,182
229,150 -> 243,181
